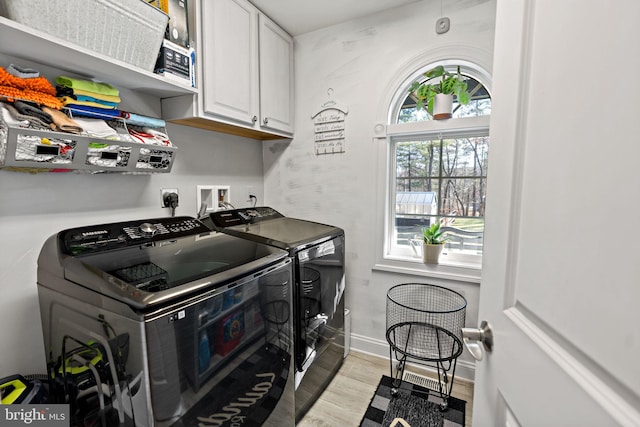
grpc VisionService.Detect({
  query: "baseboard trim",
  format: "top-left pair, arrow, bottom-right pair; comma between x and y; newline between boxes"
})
350,332 -> 476,382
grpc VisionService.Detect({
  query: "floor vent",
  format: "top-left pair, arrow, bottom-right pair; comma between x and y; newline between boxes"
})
402,371 -> 447,392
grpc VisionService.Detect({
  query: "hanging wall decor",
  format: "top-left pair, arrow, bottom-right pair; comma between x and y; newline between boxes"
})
311,89 -> 348,155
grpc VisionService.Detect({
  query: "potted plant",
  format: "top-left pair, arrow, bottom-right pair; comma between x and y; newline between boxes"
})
408,65 -> 471,119
421,221 -> 449,264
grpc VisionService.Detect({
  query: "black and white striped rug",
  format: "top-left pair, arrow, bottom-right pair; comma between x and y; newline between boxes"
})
359,376 -> 465,427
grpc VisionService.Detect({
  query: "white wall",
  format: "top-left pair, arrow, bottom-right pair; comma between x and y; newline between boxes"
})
0,0 -> 497,381
264,0 -> 496,379
0,55 -> 266,376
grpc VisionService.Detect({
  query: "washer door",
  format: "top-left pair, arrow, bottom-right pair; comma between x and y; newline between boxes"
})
146,259 -> 295,426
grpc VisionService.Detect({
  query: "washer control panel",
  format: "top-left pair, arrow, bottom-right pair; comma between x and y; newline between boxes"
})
61,216 -> 210,255
209,206 -> 283,229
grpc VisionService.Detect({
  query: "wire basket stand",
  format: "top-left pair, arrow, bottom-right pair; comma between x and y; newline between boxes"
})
386,283 -> 466,410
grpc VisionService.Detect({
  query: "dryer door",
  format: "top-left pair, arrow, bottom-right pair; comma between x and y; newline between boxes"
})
294,234 -> 345,373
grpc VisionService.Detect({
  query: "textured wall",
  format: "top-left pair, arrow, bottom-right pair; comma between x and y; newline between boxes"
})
0,55 -> 265,376
264,0 -> 496,379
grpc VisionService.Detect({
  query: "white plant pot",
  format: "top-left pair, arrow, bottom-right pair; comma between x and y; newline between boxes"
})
423,243 -> 444,264
433,93 -> 453,120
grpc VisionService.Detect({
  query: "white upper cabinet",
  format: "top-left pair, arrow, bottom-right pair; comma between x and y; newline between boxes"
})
162,0 -> 294,139
258,13 -> 294,135
201,0 -> 259,126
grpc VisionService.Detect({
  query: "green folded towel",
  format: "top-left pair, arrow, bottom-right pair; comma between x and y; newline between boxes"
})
55,76 -> 120,97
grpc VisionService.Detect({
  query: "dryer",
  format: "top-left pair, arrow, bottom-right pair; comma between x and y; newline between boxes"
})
208,207 -> 345,420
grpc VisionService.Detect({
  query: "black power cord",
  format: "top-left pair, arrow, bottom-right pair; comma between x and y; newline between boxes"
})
163,192 -> 179,217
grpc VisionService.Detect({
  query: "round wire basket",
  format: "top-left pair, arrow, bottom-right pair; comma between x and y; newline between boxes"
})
386,283 -> 466,362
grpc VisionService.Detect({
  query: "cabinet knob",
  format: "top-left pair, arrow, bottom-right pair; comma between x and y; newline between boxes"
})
252,115 -> 258,123
263,117 -> 269,125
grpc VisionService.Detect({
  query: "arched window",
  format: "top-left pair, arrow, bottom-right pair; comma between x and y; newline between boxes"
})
398,73 -> 491,123
385,62 -> 491,268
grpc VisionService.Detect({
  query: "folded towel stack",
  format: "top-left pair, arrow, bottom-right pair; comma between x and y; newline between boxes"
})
0,65 -> 87,133
1,102 -> 29,127
1,71 -> 172,147
56,76 -> 122,119
0,66 -> 62,109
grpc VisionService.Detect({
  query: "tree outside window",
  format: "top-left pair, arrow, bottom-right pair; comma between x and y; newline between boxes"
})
388,67 -> 491,265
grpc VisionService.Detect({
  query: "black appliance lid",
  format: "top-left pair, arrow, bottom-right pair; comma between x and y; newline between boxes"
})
38,216 -> 288,310
209,207 -> 343,252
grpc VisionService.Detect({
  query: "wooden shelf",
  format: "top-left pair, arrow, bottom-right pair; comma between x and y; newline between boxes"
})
0,17 -> 197,98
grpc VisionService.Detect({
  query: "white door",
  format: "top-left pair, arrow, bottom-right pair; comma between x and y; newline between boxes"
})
472,0 -> 640,426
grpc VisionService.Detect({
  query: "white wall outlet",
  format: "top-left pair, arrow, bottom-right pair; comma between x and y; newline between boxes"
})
161,188 -> 179,208
246,186 -> 258,206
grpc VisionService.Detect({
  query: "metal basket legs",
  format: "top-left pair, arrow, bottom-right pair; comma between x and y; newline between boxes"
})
388,328 -> 460,411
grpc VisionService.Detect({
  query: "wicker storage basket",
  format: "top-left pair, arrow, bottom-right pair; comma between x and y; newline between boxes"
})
0,0 -> 168,71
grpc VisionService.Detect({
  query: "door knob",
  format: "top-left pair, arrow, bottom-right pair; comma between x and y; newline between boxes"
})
461,320 -> 493,361
252,115 -> 258,123
263,117 -> 269,125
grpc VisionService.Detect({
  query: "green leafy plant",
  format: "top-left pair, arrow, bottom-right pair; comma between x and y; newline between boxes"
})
422,221 -> 449,245
408,65 -> 471,114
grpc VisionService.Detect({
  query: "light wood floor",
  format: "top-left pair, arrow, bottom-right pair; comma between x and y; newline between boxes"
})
297,350 -> 474,427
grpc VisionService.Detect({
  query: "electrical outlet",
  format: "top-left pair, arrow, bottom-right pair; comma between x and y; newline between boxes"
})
161,188 -> 179,208
246,186 -> 257,206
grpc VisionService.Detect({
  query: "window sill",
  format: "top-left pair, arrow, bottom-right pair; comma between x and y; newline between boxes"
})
373,256 -> 481,284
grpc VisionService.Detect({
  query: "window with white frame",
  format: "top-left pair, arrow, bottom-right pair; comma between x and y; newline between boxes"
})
385,63 -> 491,268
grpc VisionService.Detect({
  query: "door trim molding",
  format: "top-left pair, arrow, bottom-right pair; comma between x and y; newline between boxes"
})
506,305 -> 640,426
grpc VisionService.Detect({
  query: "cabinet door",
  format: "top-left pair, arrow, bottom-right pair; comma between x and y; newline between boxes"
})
201,0 -> 259,126
259,14 -> 294,134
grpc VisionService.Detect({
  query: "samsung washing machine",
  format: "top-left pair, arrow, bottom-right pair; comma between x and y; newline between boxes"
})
36,216 -> 295,426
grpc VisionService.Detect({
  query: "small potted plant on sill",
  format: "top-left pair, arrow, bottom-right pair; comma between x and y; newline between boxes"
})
408,65 -> 471,119
421,221 -> 449,264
